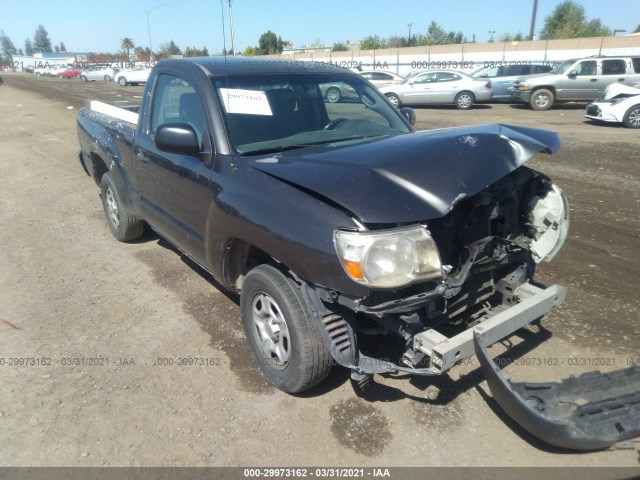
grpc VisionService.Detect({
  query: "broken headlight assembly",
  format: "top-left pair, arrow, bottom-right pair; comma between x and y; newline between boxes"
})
334,225 -> 443,288
526,182 -> 570,262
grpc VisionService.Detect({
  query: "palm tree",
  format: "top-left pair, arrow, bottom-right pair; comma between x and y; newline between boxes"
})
120,37 -> 135,58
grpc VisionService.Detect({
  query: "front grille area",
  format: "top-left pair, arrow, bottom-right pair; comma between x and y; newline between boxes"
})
586,105 -> 601,116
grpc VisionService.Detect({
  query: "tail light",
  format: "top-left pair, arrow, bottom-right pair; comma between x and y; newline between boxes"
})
485,81 -> 492,89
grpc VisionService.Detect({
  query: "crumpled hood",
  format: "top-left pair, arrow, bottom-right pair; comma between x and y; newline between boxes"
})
249,124 -> 560,224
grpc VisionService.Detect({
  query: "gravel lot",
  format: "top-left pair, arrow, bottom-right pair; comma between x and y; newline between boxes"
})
0,72 -> 639,469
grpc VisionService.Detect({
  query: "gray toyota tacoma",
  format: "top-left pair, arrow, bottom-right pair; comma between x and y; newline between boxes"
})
77,57 -> 640,451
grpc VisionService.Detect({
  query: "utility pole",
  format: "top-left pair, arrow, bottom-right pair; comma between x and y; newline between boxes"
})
228,0 -> 235,55
147,4 -> 168,62
407,23 -> 412,45
529,0 -> 538,40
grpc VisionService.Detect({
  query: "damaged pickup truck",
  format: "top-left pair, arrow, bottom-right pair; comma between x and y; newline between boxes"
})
77,57 -> 640,451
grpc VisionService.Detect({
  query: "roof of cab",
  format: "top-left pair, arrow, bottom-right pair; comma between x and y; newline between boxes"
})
158,56 -> 354,76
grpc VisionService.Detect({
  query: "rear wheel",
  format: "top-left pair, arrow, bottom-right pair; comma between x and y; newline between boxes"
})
80,75 -> 87,82
623,104 -> 640,128
240,265 -> 332,393
454,91 -> 475,109
530,88 -> 554,111
325,86 -> 342,103
100,173 -> 144,241
104,74 -> 111,82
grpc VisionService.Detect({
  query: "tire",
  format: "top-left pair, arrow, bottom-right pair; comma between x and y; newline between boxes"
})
325,86 -> 342,103
100,173 -> 144,242
530,88 -> 554,111
454,91 -> 475,109
385,93 -> 401,108
80,75 -> 87,82
104,75 -> 111,82
622,104 -> 640,128
118,76 -> 127,86
241,265 -> 332,393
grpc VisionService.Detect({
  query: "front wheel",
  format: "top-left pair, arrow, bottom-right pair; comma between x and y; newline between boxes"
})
100,173 -> 144,241
385,93 -> 401,108
241,265 -> 332,393
80,75 -> 87,82
530,88 -> 554,111
118,76 -> 127,86
623,104 -> 640,128
104,75 -> 111,82
454,91 -> 475,110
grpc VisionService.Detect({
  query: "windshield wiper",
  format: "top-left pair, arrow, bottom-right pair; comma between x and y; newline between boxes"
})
241,145 -> 310,155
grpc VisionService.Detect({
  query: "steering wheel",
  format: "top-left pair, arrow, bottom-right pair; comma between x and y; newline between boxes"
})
323,118 -> 349,130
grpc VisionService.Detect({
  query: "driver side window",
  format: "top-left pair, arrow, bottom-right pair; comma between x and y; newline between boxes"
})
575,61 -> 597,76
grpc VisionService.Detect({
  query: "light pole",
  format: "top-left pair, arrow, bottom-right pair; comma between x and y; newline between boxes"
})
228,0 -> 235,55
613,29 -> 626,36
488,30 -> 495,42
407,23 -> 412,45
147,4 -> 168,62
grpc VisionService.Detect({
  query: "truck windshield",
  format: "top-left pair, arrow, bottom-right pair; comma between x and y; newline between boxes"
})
212,73 -> 411,155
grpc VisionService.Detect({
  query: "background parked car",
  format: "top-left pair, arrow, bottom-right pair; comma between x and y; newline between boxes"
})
80,66 -> 120,82
585,82 -> 640,128
114,67 -> 151,86
472,63 -> 553,100
57,67 -> 83,79
512,56 -> 640,110
378,70 -> 492,109
358,70 -> 404,87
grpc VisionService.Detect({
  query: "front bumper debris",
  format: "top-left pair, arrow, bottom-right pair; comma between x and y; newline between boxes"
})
414,283 -> 567,374
474,331 -> 640,451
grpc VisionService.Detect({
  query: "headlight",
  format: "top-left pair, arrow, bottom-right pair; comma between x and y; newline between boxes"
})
334,225 -> 443,288
518,82 -> 529,91
527,183 -> 570,263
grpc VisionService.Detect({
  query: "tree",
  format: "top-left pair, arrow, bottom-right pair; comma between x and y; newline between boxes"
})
258,30 -> 283,54
331,42 -> 348,52
184,46 -> 209,57
0,30 -> 18,62
361,34 -> 387,50
158,40 -> 181,57
387,36 -> 405,48
59,42 -> 66,52
242,46 -> 260,56
539,0 -> 611,39
634,24 -> 640,33
33,25 -> 52,53
120,37 -> 134,57
424,21 -> 450,45
25,38 -> 34,55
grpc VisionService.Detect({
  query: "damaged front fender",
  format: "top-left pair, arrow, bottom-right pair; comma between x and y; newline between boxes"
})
474,331 -> 640,451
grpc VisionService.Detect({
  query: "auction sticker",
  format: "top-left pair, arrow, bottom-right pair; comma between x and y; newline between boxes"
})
219,88 -> 272,116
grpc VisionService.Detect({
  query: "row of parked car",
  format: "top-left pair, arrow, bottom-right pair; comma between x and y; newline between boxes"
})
336,55 -> 640,128
31,64 -> 152,86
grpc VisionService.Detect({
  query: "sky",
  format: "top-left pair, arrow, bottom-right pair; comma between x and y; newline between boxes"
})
1,0 -> 638,55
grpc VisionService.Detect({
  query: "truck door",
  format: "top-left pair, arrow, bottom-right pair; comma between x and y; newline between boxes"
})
556,60 -> 597,100
598,58 -> 629,96
135,72 -> 212,263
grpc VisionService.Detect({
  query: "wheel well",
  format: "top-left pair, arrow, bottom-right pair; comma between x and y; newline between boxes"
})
90,152 -> 109,187
223,239 -> 278,293
532,86 -> 556,95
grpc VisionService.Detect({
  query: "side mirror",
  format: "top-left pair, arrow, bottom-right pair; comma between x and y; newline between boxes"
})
399,107 -> 416,126
567,70 -> 578,78
479,73 -> 488,78
155,123 -> 200,155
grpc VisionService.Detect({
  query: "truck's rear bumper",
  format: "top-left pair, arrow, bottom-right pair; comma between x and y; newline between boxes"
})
474,331 -> 640,451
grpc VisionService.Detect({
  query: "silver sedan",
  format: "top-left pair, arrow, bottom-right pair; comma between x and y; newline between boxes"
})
80,66 -> 119,82
378,70 -> 492,109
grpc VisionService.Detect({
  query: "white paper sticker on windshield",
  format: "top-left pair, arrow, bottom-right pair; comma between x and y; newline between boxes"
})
219,88 -> 272,116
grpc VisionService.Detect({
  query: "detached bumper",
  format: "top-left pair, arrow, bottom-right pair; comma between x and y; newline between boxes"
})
475,332 -> 640,451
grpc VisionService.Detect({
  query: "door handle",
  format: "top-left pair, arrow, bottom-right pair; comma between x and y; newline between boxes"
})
590,79 -> 597,82
136,151 -> 150,164
618,78 -> 625,82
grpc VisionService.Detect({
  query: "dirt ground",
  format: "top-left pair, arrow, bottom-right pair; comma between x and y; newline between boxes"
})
0,72 -> 639,469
